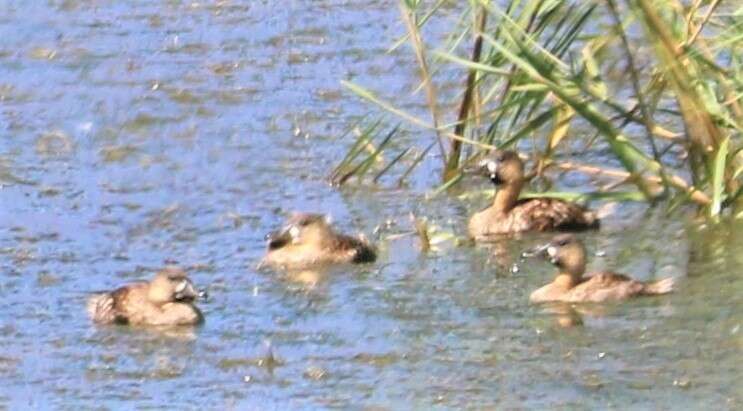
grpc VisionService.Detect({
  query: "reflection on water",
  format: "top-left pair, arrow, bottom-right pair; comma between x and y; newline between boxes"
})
0,1 -> 741,409
281,269 -> 330,289
537,303 -> 585,328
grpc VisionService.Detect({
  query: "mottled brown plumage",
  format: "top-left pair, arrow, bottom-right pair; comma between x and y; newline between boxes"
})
530,234 -> 674,303
87,266 -> 203,326
258,212 -> 376,270
468,150 -> 598,240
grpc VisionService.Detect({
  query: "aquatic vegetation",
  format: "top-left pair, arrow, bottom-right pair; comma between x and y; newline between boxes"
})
338,0 -> 743,218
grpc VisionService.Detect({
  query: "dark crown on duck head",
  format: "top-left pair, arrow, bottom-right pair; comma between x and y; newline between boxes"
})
476,150 -> 524,185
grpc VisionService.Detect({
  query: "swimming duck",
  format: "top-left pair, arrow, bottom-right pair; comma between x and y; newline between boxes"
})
258,212 -> 376,270
467,150 -> 599,240
529,234 -> 674,303
87,266 -> 203,326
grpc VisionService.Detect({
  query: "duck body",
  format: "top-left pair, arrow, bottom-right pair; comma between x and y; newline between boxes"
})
467,150 -> 598,240
259,213 -> 376,270
529,271 -> 674,303
469,197 -> 598,239
87,267 -> 203,326
529,234 -> 674,303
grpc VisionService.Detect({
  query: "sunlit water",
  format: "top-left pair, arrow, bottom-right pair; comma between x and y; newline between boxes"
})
0,1 -> 740,409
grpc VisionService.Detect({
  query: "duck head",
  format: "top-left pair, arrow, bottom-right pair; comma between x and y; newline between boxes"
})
471,150 -> 524,186
265,212 -> 334,250
533,234 -> 587,277
148,266 -> 199,304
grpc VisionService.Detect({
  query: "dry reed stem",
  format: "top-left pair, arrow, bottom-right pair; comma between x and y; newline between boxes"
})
555,161 -> 710,205
399,3 -> 448,168
444,6 -> 488,182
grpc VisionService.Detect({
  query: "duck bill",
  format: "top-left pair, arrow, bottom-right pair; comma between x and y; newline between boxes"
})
522,243 -> 551,259
461,164 -> 482,176
463,158 -> 504,185
174,280 -> 198,301
524,242 -> 562,265
462,158 -> 495,176
266,229 -> 291,250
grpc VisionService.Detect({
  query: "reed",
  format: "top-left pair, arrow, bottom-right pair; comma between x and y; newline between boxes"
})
336,0 -> 743,218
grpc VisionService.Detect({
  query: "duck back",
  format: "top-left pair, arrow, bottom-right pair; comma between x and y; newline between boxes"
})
87,283 -> 202,326
566,272 -> 674,303
87,285 -> 138,324
470,198 -> 598,238
513,198 -> 599,231
261,233 -> 376,269
87,292 -> 117,324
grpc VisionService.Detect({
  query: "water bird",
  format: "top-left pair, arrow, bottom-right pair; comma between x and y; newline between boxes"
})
87,266 -> 204,326
467,150 -> 599,240
529,234 -> 674,303
258,212 -> 376,270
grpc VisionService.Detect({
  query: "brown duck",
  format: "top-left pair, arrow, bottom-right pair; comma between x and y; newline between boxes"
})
258,212 -> 376,270
529,234 -> 674,303
87,266 -> 203,326
468,150 -> 598,240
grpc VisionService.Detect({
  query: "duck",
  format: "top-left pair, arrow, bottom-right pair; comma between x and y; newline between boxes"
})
258,212 -> 376,270
467,150 -> 599,240
87,266 -> 204,326
529,234 -> 674,303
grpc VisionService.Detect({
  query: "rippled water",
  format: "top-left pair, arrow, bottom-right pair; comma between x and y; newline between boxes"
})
0,1 -> 741,409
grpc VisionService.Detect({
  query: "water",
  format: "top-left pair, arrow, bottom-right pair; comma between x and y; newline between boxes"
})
0,1 -> 741,409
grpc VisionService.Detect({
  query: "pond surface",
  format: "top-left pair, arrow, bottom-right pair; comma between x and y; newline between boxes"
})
0,1 -> 741,409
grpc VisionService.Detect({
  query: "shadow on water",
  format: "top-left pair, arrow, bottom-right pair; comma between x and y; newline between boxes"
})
0,1 -> 740,409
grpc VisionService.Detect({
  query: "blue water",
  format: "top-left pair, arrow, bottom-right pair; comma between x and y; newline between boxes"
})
0,1 -> 740,409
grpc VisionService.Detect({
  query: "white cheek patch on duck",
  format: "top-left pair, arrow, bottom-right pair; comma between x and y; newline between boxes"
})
289,225 -> 300,243
485,160 -> 497,179
547,246 -> 558,264
175,280 -> 187,294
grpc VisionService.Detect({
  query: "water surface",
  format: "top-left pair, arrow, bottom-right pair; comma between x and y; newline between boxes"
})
0,1 -> 741,409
